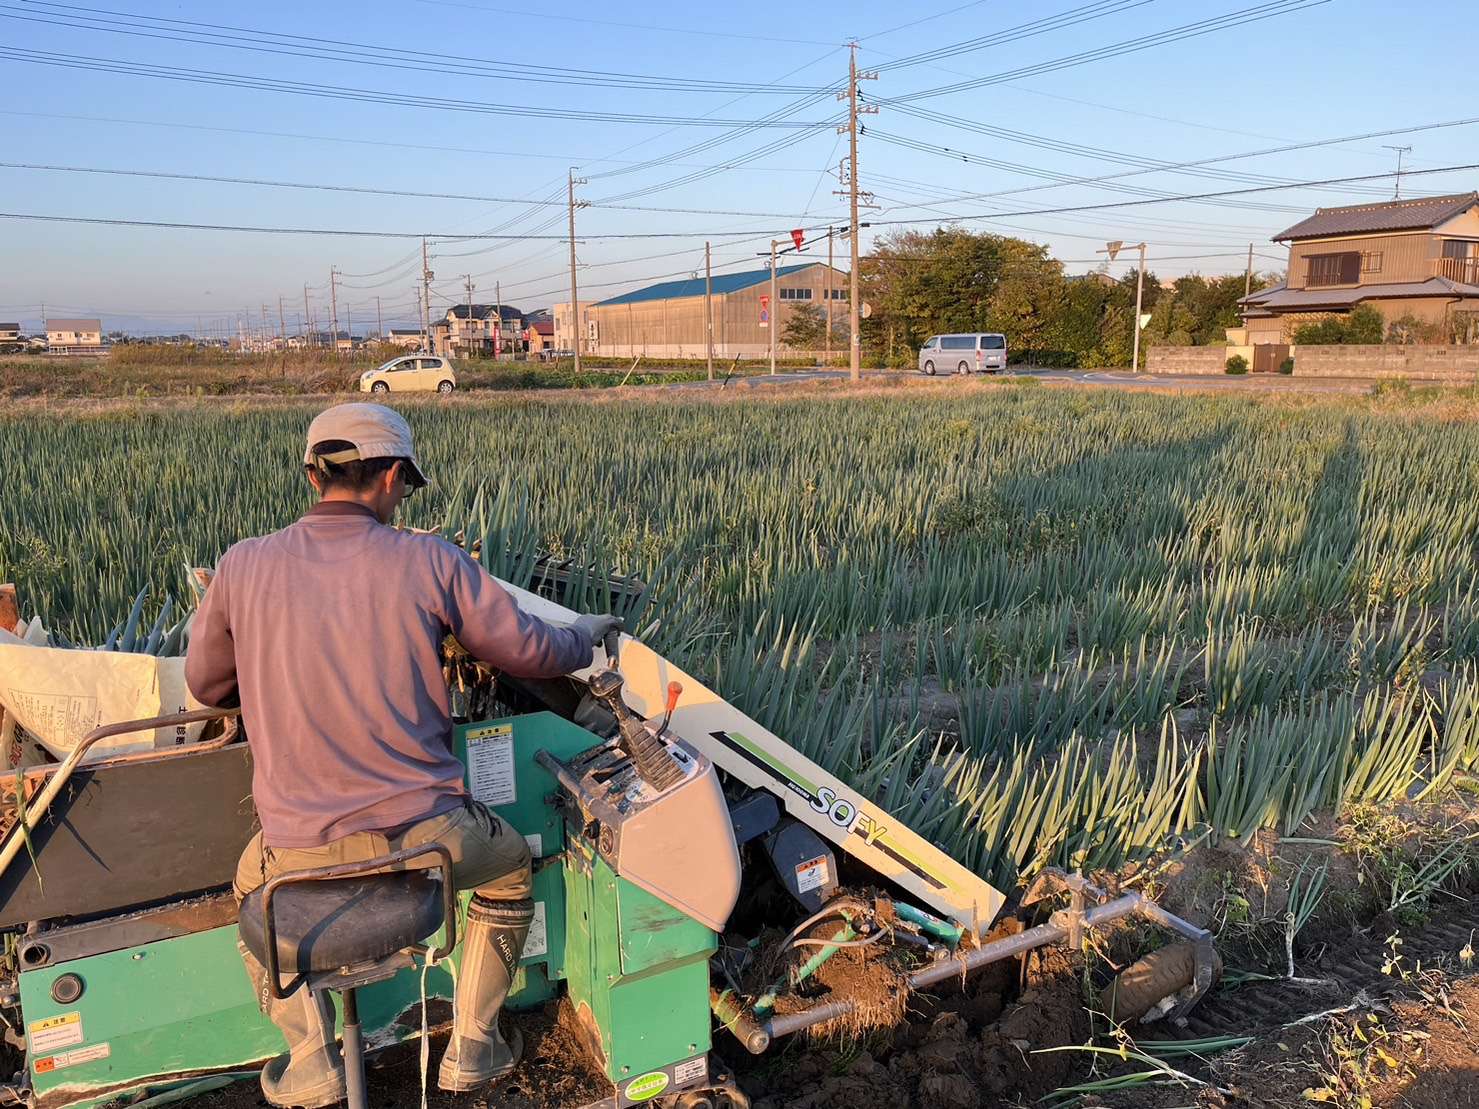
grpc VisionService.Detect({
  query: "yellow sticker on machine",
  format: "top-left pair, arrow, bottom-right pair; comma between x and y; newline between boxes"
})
28,1012 -> 84,1053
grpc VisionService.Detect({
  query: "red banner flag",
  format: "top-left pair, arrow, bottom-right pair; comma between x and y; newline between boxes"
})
790,229 -> 805,251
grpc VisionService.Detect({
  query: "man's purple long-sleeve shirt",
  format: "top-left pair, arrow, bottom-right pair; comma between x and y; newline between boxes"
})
185,501 -> 592,848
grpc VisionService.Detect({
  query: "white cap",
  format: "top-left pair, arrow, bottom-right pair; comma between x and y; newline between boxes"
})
303,403 -> 429,488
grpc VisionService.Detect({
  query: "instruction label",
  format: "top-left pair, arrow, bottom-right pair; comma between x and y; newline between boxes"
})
795,856 -> 831,894
465,724 -> 516,807
523,901 -> 548,959
672,1056 -> 707,1085
525,833 -> 542,859
35,1043 -> 110,1073
28,1013 -> 84,1053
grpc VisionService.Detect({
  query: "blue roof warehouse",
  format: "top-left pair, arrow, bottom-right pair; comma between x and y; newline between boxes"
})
556,262 -> 848,360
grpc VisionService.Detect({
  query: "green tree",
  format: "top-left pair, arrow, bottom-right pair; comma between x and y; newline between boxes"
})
1346,305 -> 1385,344
781,303 -> 826,349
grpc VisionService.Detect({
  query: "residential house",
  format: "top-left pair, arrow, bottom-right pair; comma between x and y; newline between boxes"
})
435,304 -> 525,358
386,328 -> 424,349
1235,192 -> 1479,366
566,263 -> 849,359
526,319 -> 555,354
551,301 -> 594,354
0,323 -> 20,343
45,318 -> 103,353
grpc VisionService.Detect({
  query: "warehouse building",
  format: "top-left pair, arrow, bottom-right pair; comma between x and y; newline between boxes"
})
558,262 -> 849,359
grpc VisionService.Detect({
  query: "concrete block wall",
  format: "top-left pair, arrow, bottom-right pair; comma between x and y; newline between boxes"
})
1146,346 -> 1229,375
1293,346 -> 1479,381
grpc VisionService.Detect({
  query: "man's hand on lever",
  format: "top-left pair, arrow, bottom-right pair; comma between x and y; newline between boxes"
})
571,613 -> 623,647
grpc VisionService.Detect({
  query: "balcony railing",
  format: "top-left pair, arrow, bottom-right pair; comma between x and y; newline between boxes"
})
1433,256 -> 1479,285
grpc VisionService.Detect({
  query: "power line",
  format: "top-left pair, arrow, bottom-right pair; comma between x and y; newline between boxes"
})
7,164 -> 1474,243
0,159 -> 853,218
0,46 -> 838,127
2,2 -> 834,94
883,0 -> 1328,99
412,0 -> 840,48
0,110 -> 839,172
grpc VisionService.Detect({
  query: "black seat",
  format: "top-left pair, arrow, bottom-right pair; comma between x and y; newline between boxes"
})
239,871 -> 445,974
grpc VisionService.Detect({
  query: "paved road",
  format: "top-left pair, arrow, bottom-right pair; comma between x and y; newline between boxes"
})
670,367 -> 1380,394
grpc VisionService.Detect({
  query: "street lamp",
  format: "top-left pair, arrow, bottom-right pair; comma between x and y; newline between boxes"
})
1098,240 -> 1148,372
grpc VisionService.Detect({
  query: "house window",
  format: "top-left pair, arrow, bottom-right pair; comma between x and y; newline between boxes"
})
1362,252 -> 1383,274
1306,252 -> 1361,287
778,288 -> 813,300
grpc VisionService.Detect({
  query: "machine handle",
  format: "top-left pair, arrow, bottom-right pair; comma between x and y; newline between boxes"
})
260,843 -> 458,1000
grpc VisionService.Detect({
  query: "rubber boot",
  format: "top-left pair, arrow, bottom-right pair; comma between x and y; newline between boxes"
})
438,896 -> 534,1092
239,941 -> 347,1109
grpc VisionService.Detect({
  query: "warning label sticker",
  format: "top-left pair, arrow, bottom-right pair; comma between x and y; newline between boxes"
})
523,901 -> 548,959
35,1043 -> 110,1073
525,833 -> 542,859
673,1055 -> 708,1085
466,724 -> 516,807
795,856 -> 831,894
29,1013 -> 84,1053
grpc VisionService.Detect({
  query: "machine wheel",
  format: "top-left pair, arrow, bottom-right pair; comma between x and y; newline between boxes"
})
371,381 -> 389,393
1100,942 -> 1222,1025
437,379 -> 455,394
957,361 -> 970,374
924,360 -> 936,375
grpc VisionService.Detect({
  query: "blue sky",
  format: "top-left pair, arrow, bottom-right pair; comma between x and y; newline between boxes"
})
2,0 -> 1475,335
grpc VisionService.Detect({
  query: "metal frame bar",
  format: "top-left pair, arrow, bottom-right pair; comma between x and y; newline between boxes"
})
720,875 -> 1216,1050
0,708 -> 240,882
258,843 -> 457,1001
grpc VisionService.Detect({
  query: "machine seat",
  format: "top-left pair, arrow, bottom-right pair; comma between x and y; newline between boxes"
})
239,872 -> 445,973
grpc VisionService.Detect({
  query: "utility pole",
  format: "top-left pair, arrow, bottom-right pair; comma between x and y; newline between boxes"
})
705,241 -> 714,381
837,43 -> 877,383
302,284 -> 311,346
1382,144 -> 1412,199
375,295 -> 382,341
568,168 -> 587,372
495,280 -> 503,361
329,268 -> 340,352
825,226 -> 834,365
769,238 -> 778,376
1132,242 -> 1147,374
277,296 -> 286,342
421,237 -> 433,353
261,304 -> 270,348
1245,243 -> 1254,298
462,274 -> 475,359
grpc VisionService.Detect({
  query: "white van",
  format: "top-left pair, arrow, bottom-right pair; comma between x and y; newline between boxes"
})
918,333 -> 1008,375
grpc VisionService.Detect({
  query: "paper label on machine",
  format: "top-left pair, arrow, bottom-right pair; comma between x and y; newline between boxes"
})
35,1044 -> 110,1073
795,856 -> 831,894
28,1013 -> 84,1053
522,901 -> 548,959
466,725 -> 516,806
673,1056 -> 707,1085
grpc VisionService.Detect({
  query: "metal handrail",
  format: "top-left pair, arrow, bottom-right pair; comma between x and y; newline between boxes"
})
0,708 -> 241,882
259,843 -> 458,1000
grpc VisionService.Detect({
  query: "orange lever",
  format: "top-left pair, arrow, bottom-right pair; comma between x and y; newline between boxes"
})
665,682 -> 683,715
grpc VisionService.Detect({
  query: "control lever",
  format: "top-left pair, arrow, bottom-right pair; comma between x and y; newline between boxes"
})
585,668 -> 685,791
602,628 -> 621,669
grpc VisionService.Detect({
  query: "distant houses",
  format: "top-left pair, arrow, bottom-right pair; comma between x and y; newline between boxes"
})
44,318 -> 104,354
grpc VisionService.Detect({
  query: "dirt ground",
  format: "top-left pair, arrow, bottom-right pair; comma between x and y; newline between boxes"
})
735,944 -> 1089,1109
190,1001 -> 608,1109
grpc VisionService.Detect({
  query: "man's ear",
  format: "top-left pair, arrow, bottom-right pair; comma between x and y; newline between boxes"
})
306,466 -> 324,494
382,463 -> 403,495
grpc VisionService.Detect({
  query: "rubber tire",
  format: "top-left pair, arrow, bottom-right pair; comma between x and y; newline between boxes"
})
437,380 -> 455,394
924,361 -> 936,375
1099,942 -> 1222,1025
370,381 -> 389,393
958,361 -> 970,374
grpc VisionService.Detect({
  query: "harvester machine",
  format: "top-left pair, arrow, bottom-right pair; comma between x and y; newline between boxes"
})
0,573 -> 1217,1109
